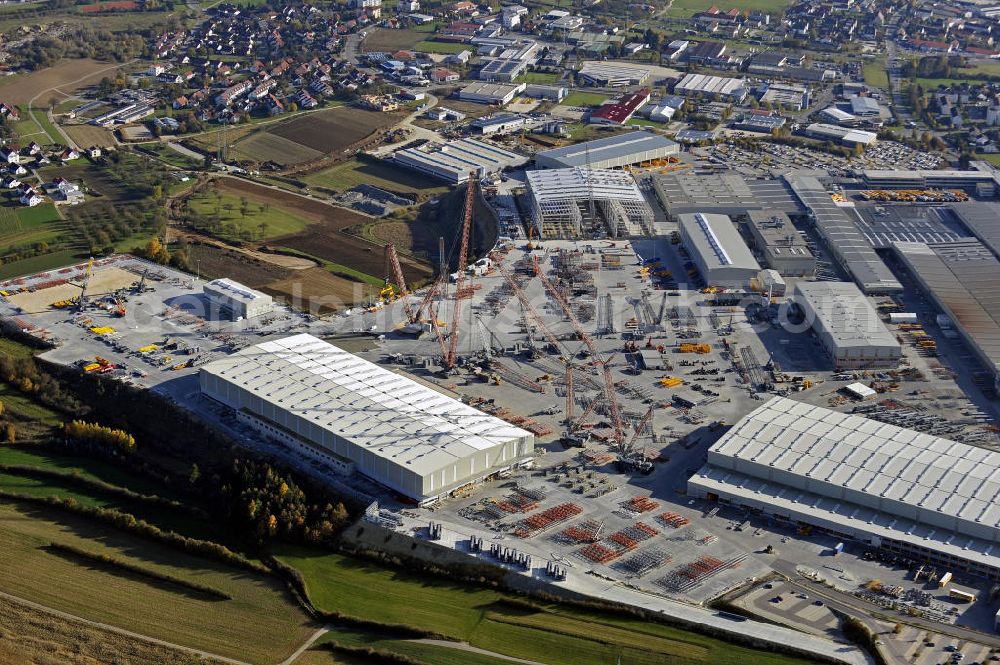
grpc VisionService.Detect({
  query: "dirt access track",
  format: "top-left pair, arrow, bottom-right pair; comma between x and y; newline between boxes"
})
0,59 -> 118,104
212,177 -> 433,285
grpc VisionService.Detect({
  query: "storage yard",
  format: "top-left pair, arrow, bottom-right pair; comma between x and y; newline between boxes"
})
0,255 -> 316,390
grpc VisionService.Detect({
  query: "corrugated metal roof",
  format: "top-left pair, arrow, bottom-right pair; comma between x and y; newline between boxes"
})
709,397 -> 1000,531
678,212 -> 760,273
200,334 -> 531,476
693,396 -> 1000,570
785,175 -> 901,292
793,281 -> 899,351
535,131 -> 677,168
893,240 -> 1000,376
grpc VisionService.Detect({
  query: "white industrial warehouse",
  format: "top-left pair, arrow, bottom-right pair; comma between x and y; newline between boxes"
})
689,397 -> 1000,579
673,73 -> 748,103
200,334 -> 535,503
392,138 -> 526,184
791,281 -> 901,369
534,131 -> 679,170
525,167 -> 654,237
678,212 -> 760,286
203,278 -> 273,321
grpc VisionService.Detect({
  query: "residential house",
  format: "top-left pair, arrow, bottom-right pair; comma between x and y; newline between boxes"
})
0,146 -> 19,164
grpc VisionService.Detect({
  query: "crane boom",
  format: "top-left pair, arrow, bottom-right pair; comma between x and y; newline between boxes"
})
445,173 -> 478,369
76,256 -> 94,310
575,398 -> 598,429
565,362 -> 574,424
492,254 -> 566,356
624,403 -> 658,454
385,244 -> 416,323
427,303 -> 448,361
536,264 -> 624,443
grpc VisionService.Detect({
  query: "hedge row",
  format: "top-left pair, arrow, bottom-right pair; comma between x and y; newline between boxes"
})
321,642 -> 426,665
0,490 -> 268,575
46,542 -> 232,600
0,463 -> 208,519
265,555 -> 445,640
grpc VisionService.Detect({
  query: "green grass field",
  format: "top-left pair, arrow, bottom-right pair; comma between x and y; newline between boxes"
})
11,105 -> 61,145
276,546 -> 817,665
414,40 -> 470,54
862,56 -> 889,90
0,249 -> 83,280
913,76 -> 984,89
304,158 -> 448,200
137,143 -> 201,169
0,501 -> 313,664
0,337 -> 37,359
0,205 -> 63,249
0,387 -> 61,426
520,71 -> 563,84
974,153 -> 1000,167
16,202 -> 61,226
561,91 -> 611,107
959,61 -> 1000,78
186,187 -> 313,240
362,24 -> 438,51
0,444 -> 187,500
665,0 -> 791,18
0,458 -> 217,540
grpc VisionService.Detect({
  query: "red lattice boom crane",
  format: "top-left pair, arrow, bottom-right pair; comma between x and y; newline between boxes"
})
445,173 -> 478,369
384,243 -> 416,323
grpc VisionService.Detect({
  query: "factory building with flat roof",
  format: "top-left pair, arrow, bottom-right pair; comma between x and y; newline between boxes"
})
678,212 -> 760,286
200,334 -> 535,503
785,175 -> 902,293
893,240 -> 1000,391
525,167 -> 653,238
689,397 -> 1000,580
862,167 -> 1000,197
457,81 -> 526,105
948,202 -> 1000,260
791,281 -> 901,369
673,73 -> 748,103
803,123 -> 877,147
534,131 -> 678,170
577,61 -> 650,87
651,173 -> 803,218
744,210 -> 816,276
392,138 -> 526,184
203,278 -> 273,320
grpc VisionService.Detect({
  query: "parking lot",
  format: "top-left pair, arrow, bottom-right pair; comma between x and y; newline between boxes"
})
696,140 -> 945,178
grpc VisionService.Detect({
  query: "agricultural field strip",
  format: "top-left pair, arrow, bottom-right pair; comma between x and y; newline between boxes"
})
0,587 -> 252,665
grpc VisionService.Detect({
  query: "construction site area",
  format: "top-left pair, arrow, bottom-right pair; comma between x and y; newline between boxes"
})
5,165 -> 1000,658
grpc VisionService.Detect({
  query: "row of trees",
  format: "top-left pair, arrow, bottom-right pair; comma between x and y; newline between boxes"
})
0,401 -> 17,444
226,459 -> 350,544
0,355 -> 86,415
63,419 -> 136,455
57,365 -> 356,548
